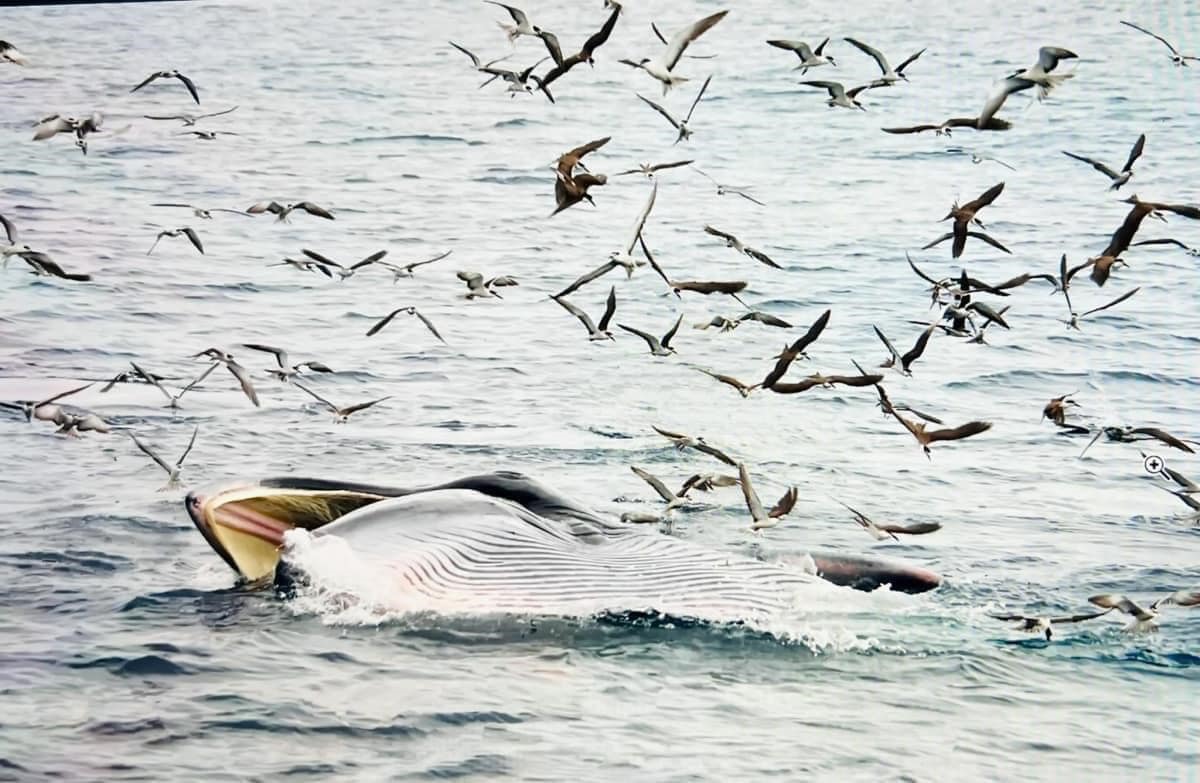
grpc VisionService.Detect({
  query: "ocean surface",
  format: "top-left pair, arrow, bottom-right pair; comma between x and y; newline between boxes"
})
2,0 -> 1199,780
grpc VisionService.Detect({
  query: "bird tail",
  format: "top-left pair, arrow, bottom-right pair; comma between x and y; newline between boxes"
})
496,21 -> 519,43
1036,72 -> 1074,100
662,74 -> 689,97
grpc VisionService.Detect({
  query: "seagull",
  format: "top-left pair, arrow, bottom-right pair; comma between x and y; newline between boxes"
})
150,203 -> 250,220
294,382 -> 391,423
246,201 -> 335,221
1,40 -> 29,65
458,270 -> 517,299
1061,286 -> 1140,330
130,70 -> 200,104
693,368 -> 757,398
148,227 -> 204,255
239,344 -> 336,380
636,75 -> 713,145
766,38 -> 836,73
630,466 -> 687,510
873,323 -> 933,376
619,10 -> 729,95
375,250 -> 453,281
651,425 -> 736,466
189,349 -> 260,407
1120,21 -> 1200,67
301,248 -> 388,281
842,38 -> 925,84
760,309 -> 831,389
800,80 -> 874,110
923,182 -> 1009,258
703,225 -> 781,268
5,247 -> 92,281
1080,425 -> 1195,458
1088,594 -> 1161,633
836,500 -> 943,541
882,117 -> 1014,136
3,381 -> 93,423
619,314 -> 682,356
143,106 -> 238,126
616,160 -> 694,178
129,360 -> 217,409
989,609 -> 1113,640
737,462 -> 798,532
538,2 -> 622,88
365,307 -> 446,342
128,426 -> 199,489
692,168 -> 765,205
889,408 -> 992,459
553,288 -> 616,341
1063,134 -> 1145,191
485,1 -> 537,43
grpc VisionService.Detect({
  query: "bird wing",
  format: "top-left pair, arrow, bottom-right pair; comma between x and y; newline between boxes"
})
598,286 -> 617,332
295,202 -> 335,219
618,323 -> 662,352
880,521 -> 943,535
646,160 -> 693,173
895,47 -> 926,74
924,420 -> 992,443
652,424 -> 688,441
350,250 -> 388,270
1132,238 -> 1191,251
130,72 -> 161,93
180,361 -> 220,395
696,368 -> 750,394
901,325 -> 934,371
177,425 -> 200,467
872,325 -> 903,365
537,30 -> 564,66
241,343 -> 289,368
486,1 -> 528,26
1088,593 -> 1148,617
636,94 -> 681,129
800,80 -> 846,99
966,301 -> 1010,329
631,466 -> 677,503
737,463 -> 767,525
684,74 -> 713,123
625,180 -> 658,255
554,260 -> 619,298
739,311 -> 791,328
561,136 -> 611,168
1120,21 -> 1180,56
34,381 -> 94,407
181,227 -> 204,254
661,10 -> 728,72
637,235 -> 673,288
842,37 -> 889,75
965,230 -> 1011,254
129,361 -> 177,402
173,72 -> 200,104
921,232 -> 954,251
695,441 -> 736,466
413,309 -> 446,343
673,280 -> 746,295
978,76 -> 1033,127
745,247 -> 781,269
554,296 -> 597,334
827,373 -> 884,387
198,106 -> 238,119
449,41 -> 482,68
297,361 -> 334,373
0,212 -> 17,245
660,313 -> 683,349
302,248 -> 344,268
963,181 -> 1005,213
1080,286 -> 1139,318
1128,427 -> 1194,453
766,40 -> 803,54
768,486 -> 798,518
882,124 -> 942,135
225,361 -> 260,407
703,224 -> 738,243
1037,46 -> 1078,71
293,381 -> 337,412
129,432 -> 174,474
342,396 -> 391,416
1122,134 -> 1146,173
1159,202 -> 1200,220
405,250 -> 453,271
540,54 -> 583,88
366,308 -> 404,337
581,4 -> 621,57
1062,151 -> 1119,180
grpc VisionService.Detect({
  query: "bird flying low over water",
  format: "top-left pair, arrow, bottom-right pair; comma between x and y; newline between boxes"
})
766,38 -> 836,73
1062,134 -> 1146,191
977,46 -> 1076,128
619,9 -> 728,95
130,70 -> 200,104
1120,21 -> 1200,67
246,201 -> 335,222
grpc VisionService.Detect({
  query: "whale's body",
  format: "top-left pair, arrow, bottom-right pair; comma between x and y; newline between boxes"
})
185,471 -> 940,623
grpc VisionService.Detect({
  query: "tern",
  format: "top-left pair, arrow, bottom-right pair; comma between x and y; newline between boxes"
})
1061,286 -> 1140,331
553,287 -> 616,341
800,80 -> 874,110
4,382 -> 93,423
1120,21 -> 1200,67
148,227 -> 204,255
629,466 -> 687,510
873,324 -> 933,376
978,47 -> 1076,128
239,344 -> 336,380
449,41 -> 512,86
458,271 -> 517,299
766,38 -> 836,73
246,201 -> 335,221
692,168 -> 766,205
619,314 -> 682,356
737,462 -> 798,532
693,368 -> 757,398
151,203 -> 250,220
989,609 -> 1112,640
301,248 -> 388,281
836,500 -> 943,541
1080,425 -> 1194,458
842,38 -> 925,84
555,181 -> 656,298
177,130 -> 238,140
486,1 -> 538,43
294,382 -> 391,423
1,40 -> 29,65
619,10 -> 729,95
130,70 -> 200,104
651,425 -> 736,466
365,307 -> 446,343
130,361 -> 217,409
189,350 -> 261,407
703,225 -> 781,268
143,106 -> 238,126
375,250 -> 452,281
636,75 -> 712,144
128,426 -> 199,489
615,160 -> 693,178
1062,134 -> 1145,191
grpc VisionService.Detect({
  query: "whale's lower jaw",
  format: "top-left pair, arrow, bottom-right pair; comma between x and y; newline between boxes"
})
185,474 -> 942,597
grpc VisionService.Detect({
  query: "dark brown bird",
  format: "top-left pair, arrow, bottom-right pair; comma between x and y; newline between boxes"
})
553,172 -> 608,216
890,409 -> 992,458
1042,392 -> 1079,426
769,372 -> 882,395
1101,194 -> 1200,258
694,368 -> 757,398
1080,426 -> 1196,458
761,309 -> 831,389
882,116 -> 1013,136
836,500 -> 943,541
989,610 -> 1113,640
923,182 -> 1009,258
539,3 -> 622,88
555,136 -> 611,180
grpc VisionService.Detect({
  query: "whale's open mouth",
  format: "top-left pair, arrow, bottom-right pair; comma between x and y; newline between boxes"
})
186,479 -> 395,582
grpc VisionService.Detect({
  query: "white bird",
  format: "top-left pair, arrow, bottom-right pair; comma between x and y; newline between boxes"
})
636,75 -> 712,145
978,46 -> 1077,128
1089,593 -> 1161,633
1,40 -> 29,65
619,314 -> 682,356
553,181 -> 657,298
766,38 -> 836,73
148,227 -> 204,255
485,1 -> 538,43
151,203 -> 250,220
1120,21 -> 1200,67
737,462 -> 798,531
842,38 -> 925,84
130,70 -> 200,104
619,10 -> 729,95
129,426 -> 199,489
294,382 -> 391,423
553,287 -> 616,341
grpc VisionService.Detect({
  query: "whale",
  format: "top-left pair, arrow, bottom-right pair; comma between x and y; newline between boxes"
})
185,471 -> 940,621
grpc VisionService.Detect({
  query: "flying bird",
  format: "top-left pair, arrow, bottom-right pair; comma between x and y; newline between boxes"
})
294,382 -> 391,423
365,307 -> 446,342
246,200 -> 335,221
538,2 -> 621,88
636,74 -> 713,144
651,425 -> 736,466
761,309 -> 831,389
800,80 -> 874,110
766,38 -> 836,73
890,408 -> 992,458
1062,134 -> 1146,190
873,323 -> 934,376
619,314 -> 683,356
143,106 -> 238,126
1120,21 -> 1200,67
128,426 -> 199,489
836,500 -> 942,541
842,38 -> 925,84
239,344 -> 336,380
553,288 -> 616,341
619,9 -> 729,94
737,462 -> 798,531
989,609 -> 1112,640
703,225 -> 781,268
486,1 -> 538,42
1,40 -> 29,65
148,227 -> 204,255
130,70 -> 200,104
923,182 -> 1010,258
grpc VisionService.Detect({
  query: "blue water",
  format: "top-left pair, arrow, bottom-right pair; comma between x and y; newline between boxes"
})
2,1 -> 1199,779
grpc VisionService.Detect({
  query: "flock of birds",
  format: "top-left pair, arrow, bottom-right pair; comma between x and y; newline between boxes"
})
2,4 -> 1198,639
